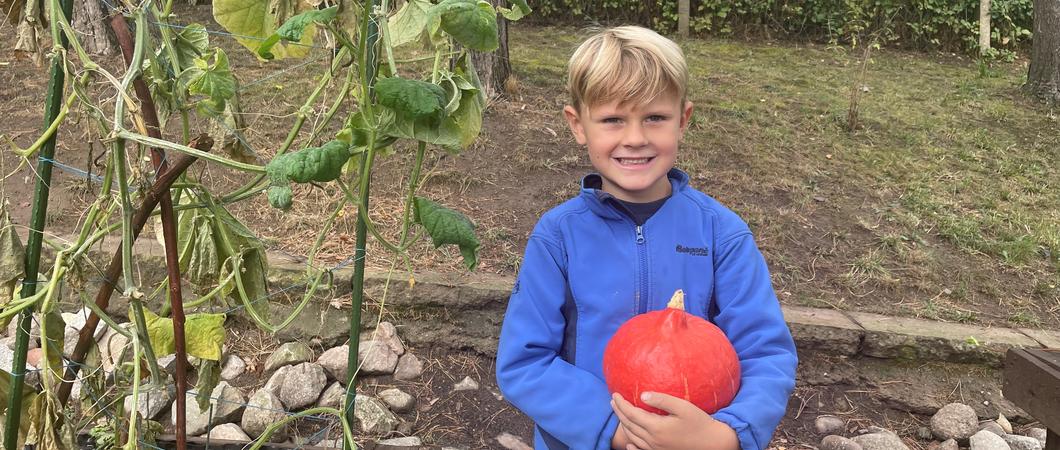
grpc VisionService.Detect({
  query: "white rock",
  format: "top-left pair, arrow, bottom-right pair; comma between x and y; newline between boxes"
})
264,342 -> 314,373
157,355 -> 178,376
496,432 -> 533,450
353,395 -> 400,434
997,414 -> 1013,434
850,432 -> 909,450
820,435 -> 863,450
939,439 -> 960,450
932,403 -> 980,441
393,353 -> 424,381
1025,429 -> 1047,447
62,308 -> 107,339
205,423 -> 251,442
815,415 -> 846,435
981,420 -> 1007,437
316,345 -> 348,382
175,381 -> 245,435
317,382 -> 345,409
378,388 -> 415,413
241,389 -> 287,440
6,317 -> 40,349
220,355 -> 246,381
317,439 -> 342,449
453,376 -> 479,392
124,384 -> 175,420
278,362 -> 326,410
359,322 -> 405,356
357,340 -> 398,375
970,430 -> 1011,450
264,365 -> 292,397
1002,434 -> 1043,450
378,436 -> 422,447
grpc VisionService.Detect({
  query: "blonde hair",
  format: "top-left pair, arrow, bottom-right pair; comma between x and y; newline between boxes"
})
567,26 -> 688,112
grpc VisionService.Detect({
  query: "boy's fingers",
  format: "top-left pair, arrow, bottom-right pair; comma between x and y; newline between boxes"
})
612,398 -> 651,440
639,391 -> 695,416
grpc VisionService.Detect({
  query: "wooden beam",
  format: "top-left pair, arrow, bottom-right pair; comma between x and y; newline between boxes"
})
1003,349 -> 1060,431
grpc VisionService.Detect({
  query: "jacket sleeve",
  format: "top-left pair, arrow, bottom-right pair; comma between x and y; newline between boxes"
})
709,232 -> 798,450
495,232 -> 620,450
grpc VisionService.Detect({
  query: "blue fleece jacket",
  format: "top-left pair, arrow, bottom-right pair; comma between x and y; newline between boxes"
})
495,169 -> 797,450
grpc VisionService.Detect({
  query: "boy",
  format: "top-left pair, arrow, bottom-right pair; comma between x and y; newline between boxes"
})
495,26 -> 797,450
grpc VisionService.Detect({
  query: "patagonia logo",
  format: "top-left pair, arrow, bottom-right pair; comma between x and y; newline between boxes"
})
675,245 -> 709,256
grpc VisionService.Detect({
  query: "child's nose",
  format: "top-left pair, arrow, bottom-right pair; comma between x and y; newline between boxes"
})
622,123 -> 648,148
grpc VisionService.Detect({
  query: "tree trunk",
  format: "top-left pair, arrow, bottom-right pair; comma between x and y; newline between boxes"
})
979,0 -> 991,55
72,0 -> 117,55
678,0 -> 689,38
1026,0 -> 1060,104
469,0 -> 511,99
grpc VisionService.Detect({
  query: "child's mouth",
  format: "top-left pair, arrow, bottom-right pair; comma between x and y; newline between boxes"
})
616,157 -> 653,166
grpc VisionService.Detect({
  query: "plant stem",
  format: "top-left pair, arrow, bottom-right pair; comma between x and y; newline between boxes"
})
399,142 -> 426,244
3,0 -> 73,446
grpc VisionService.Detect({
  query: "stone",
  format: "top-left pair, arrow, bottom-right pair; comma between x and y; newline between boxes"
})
850,433 -> 909,450
273,299 -> 351,347
917,426 -> 934,440
997,415 -> 1013,434
981,420 -> 1007,437
393,353 -> 424,381
220,355 -> 246,381
453,376 -> 479,391
357,340 -> 399,375
264,365 -> 292,397
7,317 -> 40,349
820,435 -> 862,450
939,439 -> 960,450
241,389 -> 287,440
353,395 -> 400,435
317,439 -> 342,449
850,311 -> 1036,366
263,342 -> 314,373
0,344 -> 39,387
124,384 -> 175,420
496,432 -> 533,450
205,423 -> 251,442
1002,434 -> 1043,450
970,430 -> 1011,450
932,403 -> 980,441
278,362 -> 327,410
25,348 -> 43,368
359,322 -> 405,356
782,306 -> 864,356
62,308 -> 107,339
317,382 -> 345,409
378,436 -> 422,447
175,381 -> 245,435
63,327 -> 79,359
157,355 -> 178,376
316,345 -> 348,382
815,415 -> 846,435
1024,429 -> 1046,447
378,388 -> 415,413
102,331 -> 131,373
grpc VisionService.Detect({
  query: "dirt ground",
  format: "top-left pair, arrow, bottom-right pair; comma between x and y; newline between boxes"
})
0,4 -> 1055,449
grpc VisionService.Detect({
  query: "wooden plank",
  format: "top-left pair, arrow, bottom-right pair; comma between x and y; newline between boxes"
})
1003,348 -> 1060,431
1032,348 -> 1060,372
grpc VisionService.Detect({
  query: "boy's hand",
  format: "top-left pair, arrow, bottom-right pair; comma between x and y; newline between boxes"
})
611,392 -> 740,450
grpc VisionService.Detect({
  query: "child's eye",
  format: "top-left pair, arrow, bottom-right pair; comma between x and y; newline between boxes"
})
602,117 -> 622,124
646,115 -> 669,122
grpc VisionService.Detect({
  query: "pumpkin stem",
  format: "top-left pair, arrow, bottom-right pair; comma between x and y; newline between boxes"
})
666,290 -> 685,310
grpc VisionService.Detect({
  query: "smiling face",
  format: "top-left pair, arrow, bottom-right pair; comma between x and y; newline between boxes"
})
565,94 -> 694,203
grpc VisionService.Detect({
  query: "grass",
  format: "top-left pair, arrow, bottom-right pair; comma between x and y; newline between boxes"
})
510,26 -> 1058,326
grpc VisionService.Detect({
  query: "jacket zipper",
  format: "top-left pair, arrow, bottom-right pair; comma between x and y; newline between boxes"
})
635,225 -> 649,314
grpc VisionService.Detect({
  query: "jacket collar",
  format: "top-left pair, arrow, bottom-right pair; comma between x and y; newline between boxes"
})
579,168 -> 690,220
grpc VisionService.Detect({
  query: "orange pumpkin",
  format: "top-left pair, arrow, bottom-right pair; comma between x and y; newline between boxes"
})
602,290 -> 741,415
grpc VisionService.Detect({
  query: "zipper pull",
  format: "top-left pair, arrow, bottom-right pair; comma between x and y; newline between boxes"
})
635,225 -> 645,244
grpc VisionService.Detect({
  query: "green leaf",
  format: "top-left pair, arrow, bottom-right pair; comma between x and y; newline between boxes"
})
431,0 -> 499,52
0,202 -> 25,309
385,111 -> 463,153
498,0 -> 531,21
194,359 -> 221,412
188,216 -> 219,289
143,310 -> 226,361
179,48 -> 237,116
388,0 -> 432,48
450,55 -> 486,149
173,23 -> 210,70
211,205 -> 269,307
376,77 -> 448,121
414,197 -> 479,270
258,6 -> 338,59
212,0 -> 314,59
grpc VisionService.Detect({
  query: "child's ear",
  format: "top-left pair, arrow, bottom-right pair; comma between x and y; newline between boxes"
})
563,105 -> 588,145
679,100 -> 694,134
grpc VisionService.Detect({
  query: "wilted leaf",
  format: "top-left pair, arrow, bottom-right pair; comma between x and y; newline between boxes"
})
450,55 -> 486,149
388,0 -> 432,48
414,197 -> 479,270
0,202 -> 25,308
212,0 -> 315,59
376,77 -> 447,121
195,359 -> 221,412
173,23 -> 210,70
211,205 -> 269,308
143,309 -> 226,361
430,0 -> 499,52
